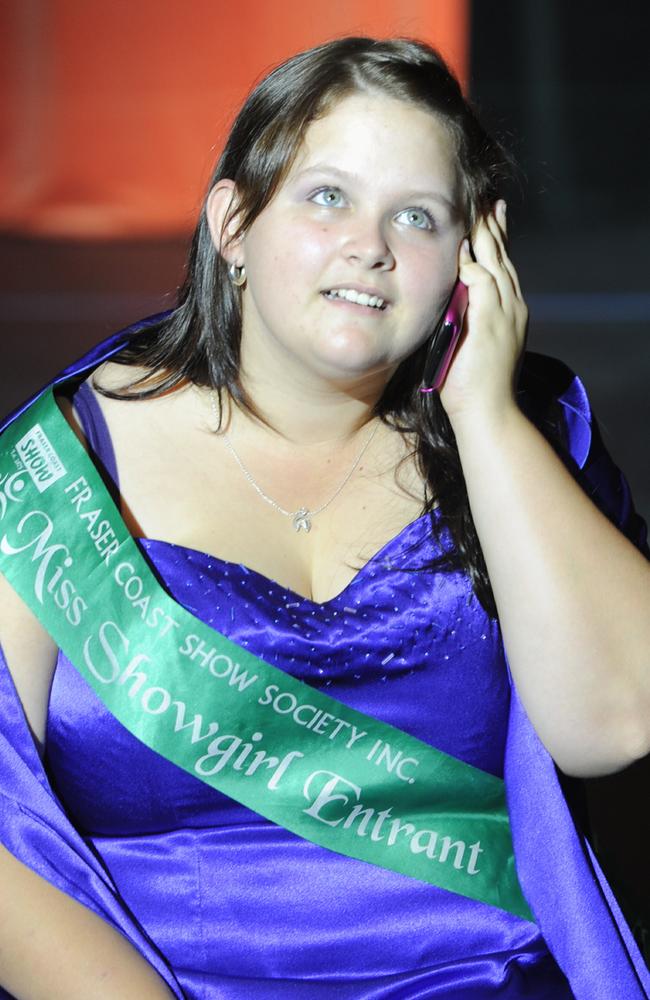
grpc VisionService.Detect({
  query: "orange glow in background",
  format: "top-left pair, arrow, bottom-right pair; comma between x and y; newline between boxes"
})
0,0 -> 469,238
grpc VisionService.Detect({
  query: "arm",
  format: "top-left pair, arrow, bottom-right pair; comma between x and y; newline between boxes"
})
0,572 -> 57,756
0,846 -> 174,1000
441,205 -> 650,778
0,579 -> 175,999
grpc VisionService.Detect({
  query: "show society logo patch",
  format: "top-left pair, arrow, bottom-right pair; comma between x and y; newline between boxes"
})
14,423 -> 66,493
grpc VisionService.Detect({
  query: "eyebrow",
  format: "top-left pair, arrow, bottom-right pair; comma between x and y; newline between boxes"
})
293,164 -> 457,211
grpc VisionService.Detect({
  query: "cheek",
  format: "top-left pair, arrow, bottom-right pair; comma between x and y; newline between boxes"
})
406,240 -> 460,307
284,221 -> 334,274
255,214 -> 332,267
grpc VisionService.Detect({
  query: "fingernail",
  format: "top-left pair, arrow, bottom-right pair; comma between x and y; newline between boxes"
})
499,200 -> 507,224
461,237 -> 470,256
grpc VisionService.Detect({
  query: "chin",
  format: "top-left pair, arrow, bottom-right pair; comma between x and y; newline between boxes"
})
311,349 -> 386,381
311,330 -> 388,374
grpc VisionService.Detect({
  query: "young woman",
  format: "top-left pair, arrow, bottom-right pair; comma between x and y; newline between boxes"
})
0,36 -> 648,1000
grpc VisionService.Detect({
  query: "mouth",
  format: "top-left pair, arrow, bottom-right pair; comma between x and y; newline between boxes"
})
322,287 -> 388,311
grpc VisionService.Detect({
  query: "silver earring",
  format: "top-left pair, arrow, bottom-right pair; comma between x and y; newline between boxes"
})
228,263 -> 246,287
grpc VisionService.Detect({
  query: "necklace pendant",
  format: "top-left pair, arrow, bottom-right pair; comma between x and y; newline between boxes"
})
293,508 -> 312,532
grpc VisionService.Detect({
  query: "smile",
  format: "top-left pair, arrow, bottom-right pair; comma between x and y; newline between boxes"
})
323,288 -> 387,310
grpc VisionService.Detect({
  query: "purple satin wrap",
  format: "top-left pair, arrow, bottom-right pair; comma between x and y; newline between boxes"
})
1,319 -> 648,998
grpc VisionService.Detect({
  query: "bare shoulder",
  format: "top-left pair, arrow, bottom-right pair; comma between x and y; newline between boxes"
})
92,359 -> 156,394
57,363 -> 212,545
55,360 -> 160,437
83,361 -> 199,443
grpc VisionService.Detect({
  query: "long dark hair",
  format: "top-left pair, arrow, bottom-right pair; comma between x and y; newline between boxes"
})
100,37 -> 513,616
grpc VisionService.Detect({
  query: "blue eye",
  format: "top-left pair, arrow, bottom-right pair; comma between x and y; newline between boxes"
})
310,187 -> 346,207
396,207 -> 435,230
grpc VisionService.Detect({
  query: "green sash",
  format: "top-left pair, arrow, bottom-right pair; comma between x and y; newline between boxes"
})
0,388 -> 532,921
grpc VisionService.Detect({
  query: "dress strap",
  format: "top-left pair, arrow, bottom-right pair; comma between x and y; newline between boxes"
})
71,380 -> 119,489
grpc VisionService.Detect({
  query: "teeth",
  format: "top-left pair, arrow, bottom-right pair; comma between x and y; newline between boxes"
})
326,288 -> 385,309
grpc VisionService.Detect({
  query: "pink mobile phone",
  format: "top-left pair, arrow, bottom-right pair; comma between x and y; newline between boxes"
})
419,280 -> 469,393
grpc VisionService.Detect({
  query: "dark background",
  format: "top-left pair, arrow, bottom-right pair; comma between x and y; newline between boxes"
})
470,1 -> 650,960
1,0 -> 648,960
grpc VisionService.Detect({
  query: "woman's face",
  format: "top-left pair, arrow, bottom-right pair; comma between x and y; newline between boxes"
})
236,91 -> 465,387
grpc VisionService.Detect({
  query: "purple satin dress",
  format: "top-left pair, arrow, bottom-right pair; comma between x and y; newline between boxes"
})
41,386 -> 570,1000
1,323 -> 648,1000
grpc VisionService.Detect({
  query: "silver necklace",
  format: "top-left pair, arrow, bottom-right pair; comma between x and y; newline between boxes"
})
210,392 -> 379,533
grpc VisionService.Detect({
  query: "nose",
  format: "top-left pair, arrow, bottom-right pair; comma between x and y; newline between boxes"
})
342,214 -> 394,270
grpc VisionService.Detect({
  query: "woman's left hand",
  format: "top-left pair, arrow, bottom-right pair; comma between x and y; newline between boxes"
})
439,200 -> 528,429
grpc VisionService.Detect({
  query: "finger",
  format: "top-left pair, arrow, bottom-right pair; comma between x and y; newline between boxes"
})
484,213 -> 519,303
485,210 -> 524,302
461,225 -> 528,353
492,202 -> 525,300
496,199 -> 507,237
470,217 -> 508,305
458,238 -> 501,308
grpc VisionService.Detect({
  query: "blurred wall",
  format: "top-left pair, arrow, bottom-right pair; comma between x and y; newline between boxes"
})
469,0 -> 649,523
0,0 -> 468,237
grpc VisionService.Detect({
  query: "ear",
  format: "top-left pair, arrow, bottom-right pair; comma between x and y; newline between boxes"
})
206,179 -> 245,265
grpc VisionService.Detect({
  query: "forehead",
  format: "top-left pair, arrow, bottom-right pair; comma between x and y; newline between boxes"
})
288,91 -> 460,194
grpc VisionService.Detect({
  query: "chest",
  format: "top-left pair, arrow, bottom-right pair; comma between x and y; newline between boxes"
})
103,395 -> 427,603
46,525 -> 510,836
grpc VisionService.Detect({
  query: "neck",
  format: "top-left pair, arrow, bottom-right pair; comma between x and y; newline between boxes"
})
233,341 -> 395,448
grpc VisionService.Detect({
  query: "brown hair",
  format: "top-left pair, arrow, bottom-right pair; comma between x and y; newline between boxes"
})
101,37 -> 514,615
